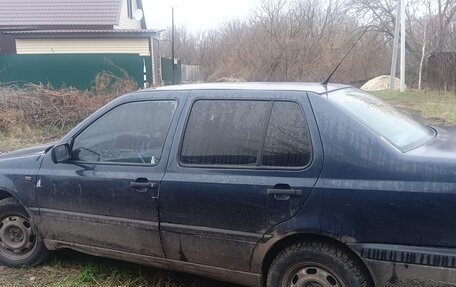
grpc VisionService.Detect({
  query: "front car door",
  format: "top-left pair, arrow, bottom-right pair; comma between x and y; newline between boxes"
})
36,93 -> 184,257
159,90 -> 323,271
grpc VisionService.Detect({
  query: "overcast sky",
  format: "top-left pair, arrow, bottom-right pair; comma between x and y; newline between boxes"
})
143,0 -> 260,32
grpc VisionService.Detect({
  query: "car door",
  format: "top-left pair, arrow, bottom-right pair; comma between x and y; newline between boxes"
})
36,95 -> 183,257
159,90 -> 323,271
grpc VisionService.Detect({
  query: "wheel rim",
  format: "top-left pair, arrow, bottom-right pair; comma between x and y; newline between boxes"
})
0,214 -> 37,261
285,264 -> 344,287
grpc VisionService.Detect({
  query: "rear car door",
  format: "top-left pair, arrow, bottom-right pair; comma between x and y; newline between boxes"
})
159,90 -> 323,271
36,94 -> 183,257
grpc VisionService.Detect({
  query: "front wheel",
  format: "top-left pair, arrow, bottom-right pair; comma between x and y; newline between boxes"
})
267,241 -> 373,287
0,197 -> 49,267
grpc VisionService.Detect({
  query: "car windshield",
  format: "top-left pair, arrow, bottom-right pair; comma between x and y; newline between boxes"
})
327,88 -> 435,152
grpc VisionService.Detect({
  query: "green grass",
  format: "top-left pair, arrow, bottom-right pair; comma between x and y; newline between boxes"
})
43,260 -> 158,287
373,90 -> 456,126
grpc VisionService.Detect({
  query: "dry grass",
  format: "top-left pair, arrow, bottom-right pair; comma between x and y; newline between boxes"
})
0,73 -> 138,153
0,83 -> 128,134
373,89 -> 456,126
0,128 -> 52,153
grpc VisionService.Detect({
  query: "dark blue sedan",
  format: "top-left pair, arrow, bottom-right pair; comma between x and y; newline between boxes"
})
0,83 -> 453,287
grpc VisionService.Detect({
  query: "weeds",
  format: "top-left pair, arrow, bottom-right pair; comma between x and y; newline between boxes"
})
0,250 -> 235,287
0,84 -> 109,133
0,74 -> 138,151
373,90 -> 456,126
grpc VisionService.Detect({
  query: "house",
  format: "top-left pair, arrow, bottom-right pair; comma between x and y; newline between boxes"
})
0,0 -> 161,89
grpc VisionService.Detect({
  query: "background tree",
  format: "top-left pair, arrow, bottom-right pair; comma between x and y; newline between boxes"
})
160,0 -> 456,88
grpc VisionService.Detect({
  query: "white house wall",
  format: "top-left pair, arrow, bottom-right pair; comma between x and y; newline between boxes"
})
16,38 -> 150,55
114,0 -> 142,29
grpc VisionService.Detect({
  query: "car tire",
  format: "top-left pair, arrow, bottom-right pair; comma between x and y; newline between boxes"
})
267,240 -> 373,287
0,197 -> 49,267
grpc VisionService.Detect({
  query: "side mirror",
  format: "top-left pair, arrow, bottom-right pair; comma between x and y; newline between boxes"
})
52,143 -> 71,163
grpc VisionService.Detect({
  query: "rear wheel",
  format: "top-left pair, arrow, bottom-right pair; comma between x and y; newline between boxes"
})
0,197 -> 49,267
267,241 -> 373,287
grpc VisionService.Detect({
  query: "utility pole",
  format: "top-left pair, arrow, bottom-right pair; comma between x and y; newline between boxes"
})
171,6 -> 176,85
390,0 -> 401,90
400,0 -> 406,92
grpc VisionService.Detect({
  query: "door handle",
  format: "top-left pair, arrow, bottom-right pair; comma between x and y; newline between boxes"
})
130,182 -> 154,188
130,179 -> 158,192
267,189 -> 303,196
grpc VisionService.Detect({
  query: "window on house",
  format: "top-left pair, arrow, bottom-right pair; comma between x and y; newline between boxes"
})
127,0 -> 133,19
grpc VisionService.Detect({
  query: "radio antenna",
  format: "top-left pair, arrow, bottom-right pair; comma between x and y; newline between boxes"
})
321,29 -> 369,86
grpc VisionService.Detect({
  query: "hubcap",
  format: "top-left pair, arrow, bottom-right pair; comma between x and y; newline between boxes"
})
0,215 -> 37,260
286,265 -> 343,287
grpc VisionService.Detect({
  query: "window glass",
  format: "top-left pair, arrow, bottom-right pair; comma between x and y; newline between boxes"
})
262,102 -> 311,167
328,88 -> 434,151
181,100 -> 270,166
127,0 -> 133,18
72,101 -> 177,165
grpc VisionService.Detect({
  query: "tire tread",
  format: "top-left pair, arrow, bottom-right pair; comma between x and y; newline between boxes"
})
267,240 -> 373,287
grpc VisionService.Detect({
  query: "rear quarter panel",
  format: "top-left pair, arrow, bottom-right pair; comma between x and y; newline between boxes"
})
306,91 -> 456,286
253,91 -> 456,286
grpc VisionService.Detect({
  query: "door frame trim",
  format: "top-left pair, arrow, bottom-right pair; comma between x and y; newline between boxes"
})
161,222 -> 268,242
38,208 -> 159,231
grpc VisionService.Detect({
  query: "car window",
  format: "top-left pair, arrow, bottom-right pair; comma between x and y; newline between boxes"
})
180,100 -> 270,166
328,88 -> 435,151
72,101 -> 177,165
262,102 -> 311,167
180,99 -> 312,168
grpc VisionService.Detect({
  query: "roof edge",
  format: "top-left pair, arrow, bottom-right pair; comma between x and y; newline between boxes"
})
3,29 -> 160,39
145,82 -> 353,95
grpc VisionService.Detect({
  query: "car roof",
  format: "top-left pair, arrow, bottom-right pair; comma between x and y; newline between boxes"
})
142,82 -> 352,95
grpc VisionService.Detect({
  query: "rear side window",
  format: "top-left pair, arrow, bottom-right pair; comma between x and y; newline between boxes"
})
180,99 -> 312,168
262,102 -> 311,167
180,100 -> 270,166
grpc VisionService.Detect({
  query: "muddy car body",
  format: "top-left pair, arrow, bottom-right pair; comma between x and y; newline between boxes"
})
0,83 -> 455,287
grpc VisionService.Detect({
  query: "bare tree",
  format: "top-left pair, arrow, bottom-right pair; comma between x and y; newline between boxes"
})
159,0 -> 456,88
